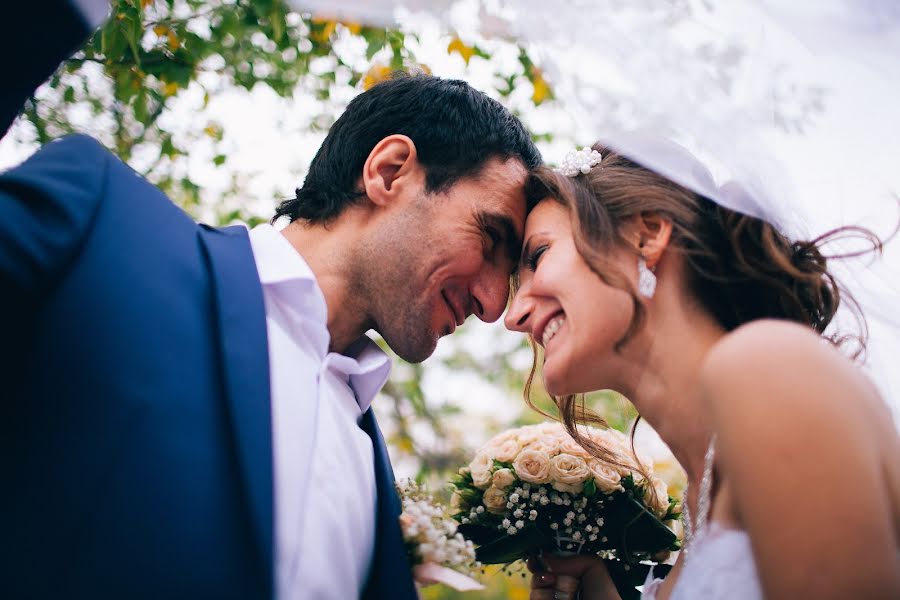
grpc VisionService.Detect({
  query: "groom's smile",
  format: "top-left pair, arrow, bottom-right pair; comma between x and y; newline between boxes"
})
367,155 -> 528,362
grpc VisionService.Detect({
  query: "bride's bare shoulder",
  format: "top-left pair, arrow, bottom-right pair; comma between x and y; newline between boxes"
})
698,318 -> 885,425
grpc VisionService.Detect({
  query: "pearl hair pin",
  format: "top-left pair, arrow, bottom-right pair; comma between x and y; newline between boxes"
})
554,147 -> 603,177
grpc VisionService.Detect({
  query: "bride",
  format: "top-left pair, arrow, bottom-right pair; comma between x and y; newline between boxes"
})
506,144 -> 900,599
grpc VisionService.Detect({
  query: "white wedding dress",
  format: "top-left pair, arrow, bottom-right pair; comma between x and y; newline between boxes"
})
642,440 -> 763,600
641,524 -> 763,600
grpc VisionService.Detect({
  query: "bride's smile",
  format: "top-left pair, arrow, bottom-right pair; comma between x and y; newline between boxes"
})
506,200 -> 636,396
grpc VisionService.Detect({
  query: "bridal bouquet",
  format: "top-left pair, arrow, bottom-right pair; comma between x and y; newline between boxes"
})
397,480 -> 484,592
451,422 -> 681,599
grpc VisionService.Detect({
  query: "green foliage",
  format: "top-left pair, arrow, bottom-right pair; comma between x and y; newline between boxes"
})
18,0 -> 552,225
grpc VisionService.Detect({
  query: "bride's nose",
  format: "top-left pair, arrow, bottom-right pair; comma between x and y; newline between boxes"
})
504,288 -> 532,332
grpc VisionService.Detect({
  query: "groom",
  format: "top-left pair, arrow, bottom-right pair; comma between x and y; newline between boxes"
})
0,9 -> 541,599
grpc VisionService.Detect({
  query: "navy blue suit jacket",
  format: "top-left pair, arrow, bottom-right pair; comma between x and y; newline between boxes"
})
1,2 -> 103,137
0,135 -> 417,599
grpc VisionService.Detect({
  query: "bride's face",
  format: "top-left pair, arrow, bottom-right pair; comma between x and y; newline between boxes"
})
505,199 -> 636,396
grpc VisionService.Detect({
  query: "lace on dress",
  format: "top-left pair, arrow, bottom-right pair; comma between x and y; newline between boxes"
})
641,437 -> 763,600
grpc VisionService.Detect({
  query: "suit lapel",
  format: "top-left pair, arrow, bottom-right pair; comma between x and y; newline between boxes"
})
198,224 -> 274,589
360,409 -> 418,600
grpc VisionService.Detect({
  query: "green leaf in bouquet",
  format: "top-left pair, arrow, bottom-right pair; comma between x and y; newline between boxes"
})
474,526 -> 551,564
451,469 -> 475,489
604,494 -> 677,557
456,523 -> 504,546
583,478 -> 597,498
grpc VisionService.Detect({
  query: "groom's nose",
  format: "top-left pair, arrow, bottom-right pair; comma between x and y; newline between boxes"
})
471,271 -> 509,323
504,285 -> 532,332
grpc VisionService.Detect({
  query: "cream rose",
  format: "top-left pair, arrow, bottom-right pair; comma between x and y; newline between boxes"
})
648,477 -> 670,516
549,453 -> 591,486
491,468 -> 516,490
557,437 -> 592,458
488,439 -> 522,463
552,481 -> 585,494
469,450 -> 494,490
483,429 -> 519,449
535,422 -> 561,433
512,448 -> 552,484
482,486 -> 508,514
514,428 -> 544,447
589,459 -> 623,493
525,438 -> 560,455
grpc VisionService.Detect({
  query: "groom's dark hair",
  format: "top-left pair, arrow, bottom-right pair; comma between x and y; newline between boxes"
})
273,73 -> 542,223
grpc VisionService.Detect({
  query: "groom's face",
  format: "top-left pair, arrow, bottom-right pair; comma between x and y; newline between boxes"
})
363,157 -> 528,362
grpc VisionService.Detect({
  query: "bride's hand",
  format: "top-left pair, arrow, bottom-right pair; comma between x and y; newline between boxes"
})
527,555 -> 621,600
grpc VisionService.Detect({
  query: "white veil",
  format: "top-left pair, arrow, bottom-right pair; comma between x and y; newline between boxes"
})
289,0 -> 900,414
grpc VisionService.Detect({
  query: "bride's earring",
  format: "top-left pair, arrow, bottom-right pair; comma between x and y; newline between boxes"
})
638,257 -> 657,298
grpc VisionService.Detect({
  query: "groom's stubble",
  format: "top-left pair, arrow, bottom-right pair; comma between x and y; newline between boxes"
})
350,196 -> 442,363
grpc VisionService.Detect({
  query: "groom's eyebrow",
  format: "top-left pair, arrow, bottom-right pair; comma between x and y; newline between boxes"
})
477,211 -> 522,265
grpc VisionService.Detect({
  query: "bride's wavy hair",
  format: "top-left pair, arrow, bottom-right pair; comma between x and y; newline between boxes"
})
519,143 -> 886,483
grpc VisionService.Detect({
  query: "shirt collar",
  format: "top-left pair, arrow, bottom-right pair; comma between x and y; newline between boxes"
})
338,337 -> 392,414
250,224 -> 391,413
248,223 -> 318,287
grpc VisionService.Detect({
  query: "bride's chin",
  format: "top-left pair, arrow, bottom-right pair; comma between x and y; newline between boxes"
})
542,369 -> 571,397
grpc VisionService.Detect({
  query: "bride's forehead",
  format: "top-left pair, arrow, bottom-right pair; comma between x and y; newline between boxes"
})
524,199 -> 569,232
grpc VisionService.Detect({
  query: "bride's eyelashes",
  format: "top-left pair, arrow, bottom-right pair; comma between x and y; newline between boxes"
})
525,244 -> 548,271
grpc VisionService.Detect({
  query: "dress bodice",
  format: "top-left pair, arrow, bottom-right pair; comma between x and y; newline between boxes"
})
641,522 -> 763,600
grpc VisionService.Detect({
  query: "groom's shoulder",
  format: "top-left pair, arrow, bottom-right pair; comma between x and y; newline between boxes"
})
4,134 -> 116,195
22,133 -> 115,167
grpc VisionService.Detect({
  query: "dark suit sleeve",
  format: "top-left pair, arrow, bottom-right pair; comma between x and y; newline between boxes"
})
0,135 -> 106,304
1,1 -> 108,137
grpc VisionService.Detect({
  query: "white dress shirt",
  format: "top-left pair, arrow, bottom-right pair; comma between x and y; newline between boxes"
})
248,224 -> 391,600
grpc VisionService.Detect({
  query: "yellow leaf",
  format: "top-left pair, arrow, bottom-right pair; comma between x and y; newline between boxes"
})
393,436 -> 414,453
153,25 -> 168,37
167,30 -> 180,50
163,81 -> 179,97
310,19 -> 337,44
447,36 -> 477,65
362,64 -> 393,90
204,123 -> 223,139
141,0 -> 154,8
341,21 -> 363,35
531,69 -> 552,105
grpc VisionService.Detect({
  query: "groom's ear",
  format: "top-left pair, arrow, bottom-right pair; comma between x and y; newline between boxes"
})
636,211 -> 673,269
361,134 -> 421,208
